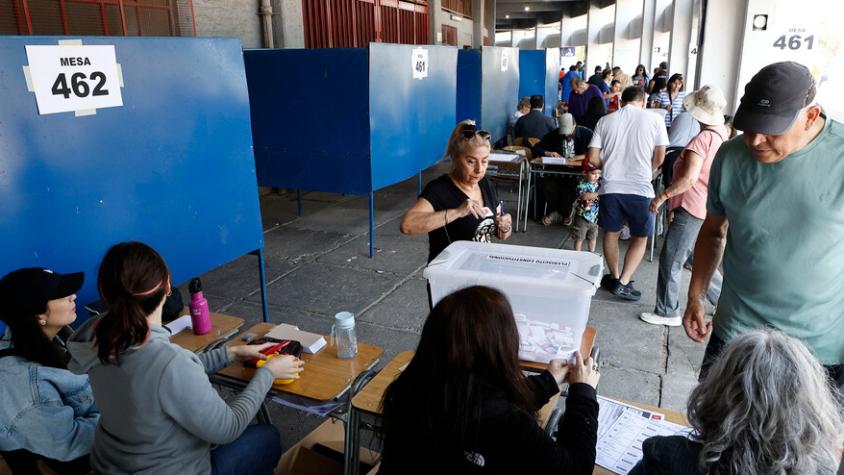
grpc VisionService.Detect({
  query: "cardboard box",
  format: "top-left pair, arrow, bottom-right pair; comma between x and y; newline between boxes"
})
276,419 -> 379,475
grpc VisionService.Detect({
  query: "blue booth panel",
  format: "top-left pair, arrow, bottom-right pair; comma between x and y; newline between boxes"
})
245,44 -> 457,255
456,46 -> 520,143
0,36 -> 265,329
519,49 -> 561,117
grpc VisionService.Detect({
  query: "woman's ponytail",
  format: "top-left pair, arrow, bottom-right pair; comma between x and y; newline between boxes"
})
95,242 -> 170,365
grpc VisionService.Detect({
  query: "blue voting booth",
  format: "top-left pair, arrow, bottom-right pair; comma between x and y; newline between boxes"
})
244,43 -> 457,257
456,46 -> 520,143
519,48 -> 561,117
0,36 -> 270,332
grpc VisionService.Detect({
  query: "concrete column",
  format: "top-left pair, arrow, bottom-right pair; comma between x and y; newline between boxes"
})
472,0 -> 483,48
585,0 -> 602,70
561,12 -> 575,46
668,0 -> 694,78
484,0 -> 495,46
612,0 -> 644,71
651,0 -> 672,70
696,0 -> 748,112
276,0 -> 304,47
429,0 -> 442,44
639,0 -> 655,68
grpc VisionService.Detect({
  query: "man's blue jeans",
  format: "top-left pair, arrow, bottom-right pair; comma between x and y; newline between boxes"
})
654,207 -> 722,317
210,423 -> 282,475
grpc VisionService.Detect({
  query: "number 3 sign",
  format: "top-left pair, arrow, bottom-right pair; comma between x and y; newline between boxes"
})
24,42 -> 124,116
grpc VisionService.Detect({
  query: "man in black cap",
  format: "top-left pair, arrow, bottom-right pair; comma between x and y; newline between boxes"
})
682,61 -> 844,393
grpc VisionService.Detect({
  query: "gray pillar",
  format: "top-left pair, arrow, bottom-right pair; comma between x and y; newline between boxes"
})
277,0 -> 304,47
585,0 -> 602,70
484,0 -> 495,46
612,0 -> 644,70
429,0 -> 442,44
472,0 -> 483,48
697,0 -> 748,112
639,0 -> 655,68
668,0 -> 694,79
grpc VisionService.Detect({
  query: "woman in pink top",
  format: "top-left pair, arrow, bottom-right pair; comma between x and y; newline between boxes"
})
639,86 -> 728,327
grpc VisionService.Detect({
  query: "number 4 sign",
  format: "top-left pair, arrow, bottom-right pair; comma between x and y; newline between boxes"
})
412,48 -> 429,80
23,41 -> 124,116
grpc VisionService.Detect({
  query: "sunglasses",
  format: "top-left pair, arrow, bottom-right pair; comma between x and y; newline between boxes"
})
460,123 -> 491,140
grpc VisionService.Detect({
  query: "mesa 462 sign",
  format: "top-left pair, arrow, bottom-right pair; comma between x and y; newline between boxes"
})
24,43 -> 124,116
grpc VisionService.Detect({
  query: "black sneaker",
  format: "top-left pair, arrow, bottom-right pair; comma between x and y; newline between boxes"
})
625,280 -> 642,297
600,274 -> 617,290
612,281 -> 642,301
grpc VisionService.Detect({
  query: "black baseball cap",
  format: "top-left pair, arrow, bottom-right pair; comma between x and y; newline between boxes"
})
0,268 -> 84,318
734,61 -> 816,135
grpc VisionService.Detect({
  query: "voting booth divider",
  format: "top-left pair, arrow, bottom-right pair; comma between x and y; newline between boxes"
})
518,48 -> 561,117
0,36 -> 271,332
244,43 -> 458,257
456,46 -> 520,143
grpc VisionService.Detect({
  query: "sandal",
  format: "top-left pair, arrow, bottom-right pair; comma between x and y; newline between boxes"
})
541,211 -> 564,226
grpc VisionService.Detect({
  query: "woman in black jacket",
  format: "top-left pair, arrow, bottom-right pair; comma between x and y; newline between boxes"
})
379,286 -> 600,474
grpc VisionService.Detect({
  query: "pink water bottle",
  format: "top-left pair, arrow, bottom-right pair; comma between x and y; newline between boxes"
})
188,278 -> 212,335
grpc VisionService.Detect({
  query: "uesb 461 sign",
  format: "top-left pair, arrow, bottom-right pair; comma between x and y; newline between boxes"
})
24,44 -> 123,116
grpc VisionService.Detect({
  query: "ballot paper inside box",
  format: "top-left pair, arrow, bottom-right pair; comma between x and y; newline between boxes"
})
423,241 -> 604,363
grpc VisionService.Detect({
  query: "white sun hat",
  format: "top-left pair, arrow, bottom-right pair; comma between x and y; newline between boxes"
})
684,85 -> 727,126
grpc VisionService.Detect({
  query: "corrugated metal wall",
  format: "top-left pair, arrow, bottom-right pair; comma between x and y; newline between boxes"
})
303,0 -> 429,48
0,0 -> 195,36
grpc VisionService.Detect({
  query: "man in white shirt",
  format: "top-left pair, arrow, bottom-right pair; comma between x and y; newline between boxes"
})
587,87 -> 669,301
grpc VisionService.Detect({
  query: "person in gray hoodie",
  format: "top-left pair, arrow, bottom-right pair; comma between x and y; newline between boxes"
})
68,242 -> 303,475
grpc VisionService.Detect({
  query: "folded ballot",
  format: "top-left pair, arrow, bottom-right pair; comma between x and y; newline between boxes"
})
265,323 -> 326,354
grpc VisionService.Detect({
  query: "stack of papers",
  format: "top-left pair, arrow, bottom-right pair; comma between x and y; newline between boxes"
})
266,323 -> 327,354
488,152 -> 520,163
595,396 -> 691,474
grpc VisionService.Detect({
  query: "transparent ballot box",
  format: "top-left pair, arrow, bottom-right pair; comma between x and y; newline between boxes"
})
423,241 -> 603,363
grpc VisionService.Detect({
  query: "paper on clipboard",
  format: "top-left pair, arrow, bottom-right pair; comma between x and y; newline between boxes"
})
595,396 -> 691,474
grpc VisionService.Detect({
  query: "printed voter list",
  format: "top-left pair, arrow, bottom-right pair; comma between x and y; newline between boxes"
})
24,43 -> 124,116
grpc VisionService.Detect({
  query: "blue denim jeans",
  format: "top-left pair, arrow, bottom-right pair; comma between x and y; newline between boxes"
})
210,423 -> 282,475
654,208 -> 722,317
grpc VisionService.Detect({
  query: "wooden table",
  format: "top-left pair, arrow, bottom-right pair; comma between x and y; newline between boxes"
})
523,157 -> 584,231
216,323 -> 384,402
353,326 -> 596,415
593,401 -> 688,475
168,312 -> 244,353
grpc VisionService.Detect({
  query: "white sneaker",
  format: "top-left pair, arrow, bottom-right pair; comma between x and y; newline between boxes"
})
639,312 -> 681,327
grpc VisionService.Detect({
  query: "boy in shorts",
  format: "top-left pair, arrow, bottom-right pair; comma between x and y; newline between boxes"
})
571,161 -> 601,252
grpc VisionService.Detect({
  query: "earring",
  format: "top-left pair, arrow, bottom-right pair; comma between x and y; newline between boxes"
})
39,319 -> 47,326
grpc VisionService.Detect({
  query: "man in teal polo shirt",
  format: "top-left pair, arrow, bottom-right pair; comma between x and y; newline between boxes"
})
683,61 -> 843,392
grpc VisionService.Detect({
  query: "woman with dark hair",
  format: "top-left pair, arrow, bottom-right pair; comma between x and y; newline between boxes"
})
379,286 -> 600,474
657,73 -> 686,129
67,242 -> 303,475
630,329 -> 844,474
400,120 -> 513,263
0,267 -> 98,474
632,64 -> 649,89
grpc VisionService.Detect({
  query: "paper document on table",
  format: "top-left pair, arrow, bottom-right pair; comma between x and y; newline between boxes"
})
164,314 -> 192,335
540,157 -> 568,165
595,396 -> 691,474
488,152 -> 519,163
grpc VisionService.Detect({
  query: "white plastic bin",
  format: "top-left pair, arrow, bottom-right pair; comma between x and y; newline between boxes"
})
423,241 -> 603,363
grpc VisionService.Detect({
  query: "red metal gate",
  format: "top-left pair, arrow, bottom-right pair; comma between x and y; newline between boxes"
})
1,0 -> 196,36
303,0 -> 429,48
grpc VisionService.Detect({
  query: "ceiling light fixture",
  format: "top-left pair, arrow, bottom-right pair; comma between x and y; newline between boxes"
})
524,5 -> 530,11
505,14 -> 510,18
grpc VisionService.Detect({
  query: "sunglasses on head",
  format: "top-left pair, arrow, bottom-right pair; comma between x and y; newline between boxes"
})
460,123 -> 491,140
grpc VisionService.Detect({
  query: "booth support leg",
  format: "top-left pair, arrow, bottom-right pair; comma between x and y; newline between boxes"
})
252,248 -> 270,323
369,192 -> 375,258
296,189 -> 303,216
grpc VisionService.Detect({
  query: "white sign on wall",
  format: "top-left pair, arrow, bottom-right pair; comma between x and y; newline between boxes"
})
23,43 -> 124,116
501,51 -> 510,72
412,48 -> 429,80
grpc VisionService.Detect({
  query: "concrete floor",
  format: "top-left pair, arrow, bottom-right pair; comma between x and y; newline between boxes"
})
197,163 -> 714,451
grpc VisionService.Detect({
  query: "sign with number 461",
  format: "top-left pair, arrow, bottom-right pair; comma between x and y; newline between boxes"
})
24,44 -> 123,116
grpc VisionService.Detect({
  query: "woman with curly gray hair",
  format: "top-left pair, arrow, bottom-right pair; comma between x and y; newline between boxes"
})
630,329 -> 844,474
